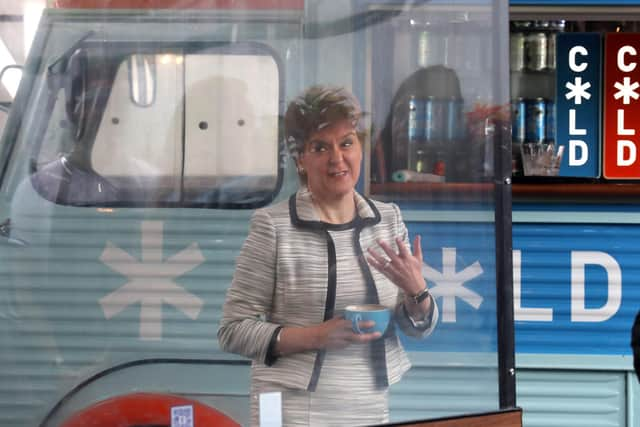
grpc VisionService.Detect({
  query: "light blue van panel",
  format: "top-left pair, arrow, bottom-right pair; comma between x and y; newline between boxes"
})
629,372 -> 640,427
516,369 -> 626,427
390,357 -> 500,423
0,203 -> 256,425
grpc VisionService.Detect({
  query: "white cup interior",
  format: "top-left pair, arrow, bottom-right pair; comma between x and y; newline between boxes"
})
345,304 -> 388,312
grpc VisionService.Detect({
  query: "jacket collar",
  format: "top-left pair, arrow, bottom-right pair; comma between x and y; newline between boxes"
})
289,187 -> 381,230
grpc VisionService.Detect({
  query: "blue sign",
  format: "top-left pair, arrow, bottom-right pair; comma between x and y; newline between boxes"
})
556,32 -> 602,177
402,221 -> 635,356
401,222 -> 498,353
513,222 -> 635,356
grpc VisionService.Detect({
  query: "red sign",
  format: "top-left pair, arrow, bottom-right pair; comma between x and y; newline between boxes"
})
53,0 -> 304,9
603,33 -> 640,179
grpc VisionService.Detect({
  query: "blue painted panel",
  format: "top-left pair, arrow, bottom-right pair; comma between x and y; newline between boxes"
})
513,222 -> 639,356
556,33 -> 601,177
403,219 -> 639,358
402,222 -> 498,353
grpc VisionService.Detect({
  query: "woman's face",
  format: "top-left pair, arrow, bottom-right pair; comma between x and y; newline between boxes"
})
298,119 -> 362,202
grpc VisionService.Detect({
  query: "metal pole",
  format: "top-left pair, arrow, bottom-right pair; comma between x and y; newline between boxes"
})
493,0 -> 517,409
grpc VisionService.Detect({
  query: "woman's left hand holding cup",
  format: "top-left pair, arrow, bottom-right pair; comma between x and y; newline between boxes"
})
276,318 -> 382,357
313,317 -> 382,351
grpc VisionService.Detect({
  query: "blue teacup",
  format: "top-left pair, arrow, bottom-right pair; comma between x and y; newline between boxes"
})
344,304 -> 391,336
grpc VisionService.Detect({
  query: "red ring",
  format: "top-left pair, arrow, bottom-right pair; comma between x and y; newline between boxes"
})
59,392 -> 240,427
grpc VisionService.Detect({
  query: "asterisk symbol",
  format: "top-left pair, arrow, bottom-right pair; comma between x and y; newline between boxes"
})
614,77 -> 640,104
565,77 -> 592,105
423,248 -> 484,323
99,221 -> 204,340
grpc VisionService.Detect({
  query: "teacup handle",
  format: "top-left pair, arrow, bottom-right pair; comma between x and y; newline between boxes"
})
354,314 -> 362,334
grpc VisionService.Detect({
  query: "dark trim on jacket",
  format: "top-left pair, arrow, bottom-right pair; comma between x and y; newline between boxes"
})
353,216 -> 389,388
265,326 -> 284,366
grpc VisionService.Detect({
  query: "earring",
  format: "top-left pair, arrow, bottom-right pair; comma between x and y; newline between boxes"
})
298,167 -> 305,174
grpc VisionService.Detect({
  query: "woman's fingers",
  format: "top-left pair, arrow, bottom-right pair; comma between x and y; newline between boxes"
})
366,236 -> 425,295
349,320 -> 382,343
396,236 -> 412,259
345,320 -> 381,342
352,331 -> 382,342
367,239 -> 400,276
413,234 -> 423,263
356,320 -> 375,330
322,317 -> 383,349
373,235 -> 420,264
376,238 -> 400,262
367,246 -> 387,266
366,248 -> 399,280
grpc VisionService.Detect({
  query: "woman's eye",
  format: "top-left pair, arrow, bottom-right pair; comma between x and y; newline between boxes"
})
309,144 -> 326,153
341,138 -> 354,147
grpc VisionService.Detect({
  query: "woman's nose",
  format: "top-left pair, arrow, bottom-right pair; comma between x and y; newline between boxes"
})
328,144 -> 343,162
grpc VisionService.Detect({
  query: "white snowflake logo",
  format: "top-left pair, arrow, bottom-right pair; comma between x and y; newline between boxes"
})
99,221 -> 205,340
423,248 -> 483,322
614,77 -> 640,104
565,77 -> 592,105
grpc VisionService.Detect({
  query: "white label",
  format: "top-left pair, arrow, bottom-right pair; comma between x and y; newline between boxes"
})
171,405 -> 194,427
259,392 -> 283,427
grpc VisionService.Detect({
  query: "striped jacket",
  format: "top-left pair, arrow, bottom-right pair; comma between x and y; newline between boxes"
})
217,189 -> 439,391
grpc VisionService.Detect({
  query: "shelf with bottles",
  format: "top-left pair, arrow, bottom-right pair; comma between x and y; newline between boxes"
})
368,94 -> 501,202
509,19 -> 562,181
508,13 -> 640,202
364,3 -> 500,201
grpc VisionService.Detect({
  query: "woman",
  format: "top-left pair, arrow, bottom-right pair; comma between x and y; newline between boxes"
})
218,85 -> 439,426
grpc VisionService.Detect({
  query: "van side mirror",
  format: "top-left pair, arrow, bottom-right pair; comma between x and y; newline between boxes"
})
127,54 -> 156,107
64,48 -> 88,140
0,64 -> 23,99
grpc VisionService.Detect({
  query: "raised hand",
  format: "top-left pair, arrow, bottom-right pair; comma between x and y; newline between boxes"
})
367,235 -> 426,296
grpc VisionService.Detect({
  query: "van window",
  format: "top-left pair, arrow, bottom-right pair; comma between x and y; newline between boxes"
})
31,43 -> 283,208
